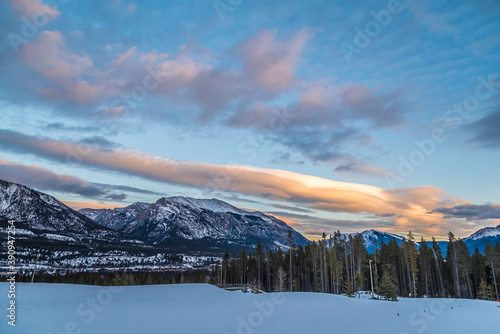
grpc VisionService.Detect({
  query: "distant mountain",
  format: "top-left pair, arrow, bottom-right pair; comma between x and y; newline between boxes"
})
348,230 -> 405,253
420,226 -> 500,256
80,196 -> 309,252
462,225 -> 500,253
350,226 -> 500,255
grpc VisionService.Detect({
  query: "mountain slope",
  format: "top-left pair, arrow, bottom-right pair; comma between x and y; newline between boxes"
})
0,179 -> 165,270
356,229 -> 405,253
80,196 -> 309,251
463,225 -> 500,253
0,179 -> 140,244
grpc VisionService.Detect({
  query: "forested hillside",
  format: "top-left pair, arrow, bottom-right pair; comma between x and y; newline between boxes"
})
217,231 -> 500,301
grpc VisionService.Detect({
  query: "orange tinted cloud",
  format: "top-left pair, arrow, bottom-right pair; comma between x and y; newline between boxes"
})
1,130 -> 459,234
267,214 -> 304,228
62,200 -> 124,210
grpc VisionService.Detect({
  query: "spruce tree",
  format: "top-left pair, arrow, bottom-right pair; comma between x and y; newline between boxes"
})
354,271 -> 363,296
344,273 -> 355,297
379,271 -> 398,301
478,278 -> 490,300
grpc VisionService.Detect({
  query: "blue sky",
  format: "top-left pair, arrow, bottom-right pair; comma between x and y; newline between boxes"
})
0,0 -> 499,240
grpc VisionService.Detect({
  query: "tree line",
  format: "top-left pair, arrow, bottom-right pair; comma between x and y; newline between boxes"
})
214,231 -> 500,301
2,269 -> 209,286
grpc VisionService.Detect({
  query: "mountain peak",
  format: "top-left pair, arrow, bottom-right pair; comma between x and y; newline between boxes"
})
80,195 -> 309,250
466,225 -> 500,241
157,196 -> 248,215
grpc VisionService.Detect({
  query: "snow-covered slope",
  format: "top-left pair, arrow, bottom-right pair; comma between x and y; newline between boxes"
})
462,225 -> 500,253
0,179 -> 158,269
467,225 -> 500,240
80,196 -> 309,250
0,179 -> 128,241
359,229 -> 405,252
1,283 -> 496,334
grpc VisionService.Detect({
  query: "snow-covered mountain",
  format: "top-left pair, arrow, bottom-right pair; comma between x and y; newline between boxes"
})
80,196 -> 309,251
462,225 -> 500,253
356,229 -> 405,253
0,179 -> 309,269
339,229 -> 406,253
467,225 -> 500,240
353,226 -> 500,255
0,179 -> 133,243
0,179 -> 159,269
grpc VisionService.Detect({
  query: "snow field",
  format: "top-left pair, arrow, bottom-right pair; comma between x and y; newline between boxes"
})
0,283 -> 497,334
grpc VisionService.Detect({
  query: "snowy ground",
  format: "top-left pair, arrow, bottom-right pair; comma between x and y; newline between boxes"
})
0,283 -> 497,334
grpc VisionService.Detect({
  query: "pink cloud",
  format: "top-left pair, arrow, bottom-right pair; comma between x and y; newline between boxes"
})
4,0 -> 60,19
0,158 -> 105,197
239,29 -> 313,90
62,200 -> 124,210
19,31 -> 102,103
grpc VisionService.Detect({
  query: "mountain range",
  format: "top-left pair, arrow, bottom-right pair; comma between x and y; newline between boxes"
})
348,227 -> 500,255
0,179 -> 306,269
0,178 -> 499,269
79,196 -> 309,250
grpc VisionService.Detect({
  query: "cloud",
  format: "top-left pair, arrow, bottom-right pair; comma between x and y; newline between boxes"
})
0,129 -> 456,234
105,193 -> 127,201
0,158 -> 157,201
61,200 -> 124,210
226,82 -> 407,176
430,204 -> 500,220
92,183 -> 162,196
0,158 -> 107,197
3,0 -> 60,19
268,210 -> 395,238
8,27 -> 401,175
78,136 -> 122,149
237,29 -> 312,90
45,122 -> 102,132
106,30 -> 311,117
468,108 -> 500,149
334,161 -> 389,178
271,204 -> 314,213
19,30 -> 102,103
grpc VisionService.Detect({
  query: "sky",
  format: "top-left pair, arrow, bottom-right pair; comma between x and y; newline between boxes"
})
0,0 -> 499,240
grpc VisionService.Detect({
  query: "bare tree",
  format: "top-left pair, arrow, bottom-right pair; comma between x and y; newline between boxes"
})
274,266 -> 288,292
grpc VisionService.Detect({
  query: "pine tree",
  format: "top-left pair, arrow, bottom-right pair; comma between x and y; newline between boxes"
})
478,278 -> 491,300
354,271 -> 363,296
379,271 -> 398,301
287,231 -> 295,292
344,273 -> 355,297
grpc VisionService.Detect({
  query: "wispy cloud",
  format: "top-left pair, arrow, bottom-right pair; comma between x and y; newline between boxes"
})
0,158 -> 159,201
0,158 -> 108,197
430,204 -> 500,220
61,200 -> 125,210
19,30 -> 103,103
468,108 -> 500,149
